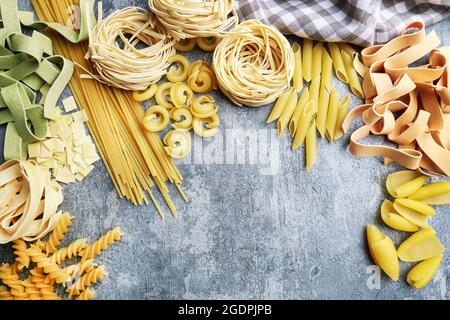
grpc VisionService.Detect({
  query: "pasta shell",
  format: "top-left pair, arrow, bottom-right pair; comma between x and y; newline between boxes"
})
395,198 -> 435,216
386,170 -> 423,198
367,225 -> 399,281
409,182 -> 450,205
392,176 -> 427,198
397,229 -> 445,262
393,200 -> 429,228
407,255 -> 443,289
380,200 -> 419,232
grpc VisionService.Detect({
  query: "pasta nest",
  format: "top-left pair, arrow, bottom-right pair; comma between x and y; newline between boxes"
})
88,7 -> 176,91
148,0 -> 238,39
212,20 -> 295,107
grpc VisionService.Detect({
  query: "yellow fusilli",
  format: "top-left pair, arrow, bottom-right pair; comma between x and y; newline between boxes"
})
64,259 -> 95,278
0,285 -> 13,300
76,288 -> 96,300
51,239 -> 88,265
12,240 -> 30,270
67,266 -> 106,298
27,246 -> 71,284
79,228 -> 122,262
0,263 -> 27,299
46,213 -> 73,253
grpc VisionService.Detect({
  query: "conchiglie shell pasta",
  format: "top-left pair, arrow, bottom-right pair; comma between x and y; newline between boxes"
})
380,200 -> 419,232
407,255 -> 443,289
392,176 -> 428,199
386,170 -> 423,198
397,228 -> 445,262
395,198 -> 435,216
367,225 -> 399,281
409,182 -> 450,202
393,200 -> 429,228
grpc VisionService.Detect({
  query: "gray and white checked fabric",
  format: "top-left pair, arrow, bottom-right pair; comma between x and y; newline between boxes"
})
234,0 -> 450,46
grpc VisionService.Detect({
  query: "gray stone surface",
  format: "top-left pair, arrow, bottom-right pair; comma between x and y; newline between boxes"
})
1,1 -> 449,300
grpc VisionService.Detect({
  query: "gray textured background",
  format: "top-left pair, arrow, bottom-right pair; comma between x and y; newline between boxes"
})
1,0 -> 449,300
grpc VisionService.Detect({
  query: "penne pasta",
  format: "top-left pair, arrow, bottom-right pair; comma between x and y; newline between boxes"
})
321,48 -> 333,90
292,42 -> 303,92
333,94 -> 350,141
311,42 -> 323,80
328,42 -> 348,83
302,38 -> 313,82
266,87 -> 294,123
338,42 -> 357,56
289,88 -> 310,137
277,89 -> 298,137
305,119 -> 317,171
309,75 -> 321,113
325,88 -> 340,142
316,81 -> 331,137
292,100 -> 316,150
341,50 -> 364,98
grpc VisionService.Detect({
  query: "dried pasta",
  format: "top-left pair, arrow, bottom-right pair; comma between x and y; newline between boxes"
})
79,227 -> 122,262
302,39 -> 313,82
316,82 -> 331,137
155,82 -> 175,109
213,20 -> 294,107
132,84 -> 158,102
407,255 -> 443,289
325,88 -> 340,142
292,42 -> 303,92
76,288 -> 95,300
188,61 -> 216,94
277,89 -> 298,137
366,225 -> 399,281
190,96 -> 218,119
27,245 -> 71,284
380,199 -> 419,232
305,120 -> 317,171
143,105 -> 171,133
393,199 -> 429,228
171,108 -> 193,131
174,38 -> 197,52
167,55 -> 190,83
148,0 -> 238,40
196,37 -> 221,52
163,130 -> 192,159
267,88 -> 294,124
328,42 -> 348,83
170,82 -> 194,108
193,115 -> 220,138
341,50 -> 364,98
397,228 -> 445,262
289,88 -> 310,137
332,94 -> 349,141
45,212 -> 73,253
66,266 -> 105,298
395,198 -> 435,216
87,7 -> 176,91
311,42 -> 323,80
51,239 -> 88,265
12,240 -> 30,270
292,100 -> 316,150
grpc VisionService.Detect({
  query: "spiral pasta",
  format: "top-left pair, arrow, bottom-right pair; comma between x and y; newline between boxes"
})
66,266 -> 106,298
148,0 -> 238,40
51,239 -> 89,265
64,259 -> 95,278
213,20 -> 294,107
190,96 -> 218,118
88,7 -> 176,91
12,240 -> 30,270
0,285 -> 13,300
79,227 -> 122,262
193,115 -> 220,138
46,212 -> 73,254
155,82 -> 175,109
170,108 -> 193,131
170,82 -> 194,108
27,245 -> 71,284
163,130 -> 192,159
143,105 -> 171,133
167,55 -> 190,83
76,288 -> 95,300
0,263 -> 26,299
188,61 -> 216,94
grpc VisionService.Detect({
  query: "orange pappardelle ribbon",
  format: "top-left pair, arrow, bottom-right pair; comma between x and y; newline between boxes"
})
343,21 -> 450,177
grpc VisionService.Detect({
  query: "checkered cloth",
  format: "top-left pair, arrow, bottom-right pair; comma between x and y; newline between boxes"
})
234,0 -> 450,47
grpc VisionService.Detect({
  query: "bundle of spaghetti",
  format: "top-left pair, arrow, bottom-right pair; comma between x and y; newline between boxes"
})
148,0 -> 238,40
87,7 -> 176,91
342,21 -> 450,177
32,0 -> 186,217
212,20 -> 295,107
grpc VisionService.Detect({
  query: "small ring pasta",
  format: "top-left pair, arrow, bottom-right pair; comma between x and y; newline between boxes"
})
155,82 -> 174,109
170,82 -> 194,108
163,130 -> 192,159
196,37 -> 221,52
174,38 -> 197,52
193,114 -> 220,138
190,96 -> 218,118
170,108 -> 193,131
132,84 -> 158,102
188,61 -> 216,94
167,55 -> 190,83
143,105 -> 170,132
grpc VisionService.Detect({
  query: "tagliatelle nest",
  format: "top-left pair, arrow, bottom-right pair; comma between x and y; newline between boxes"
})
148,0 -> 238,39
212,20 -> 295,107
87,7 -> 176,91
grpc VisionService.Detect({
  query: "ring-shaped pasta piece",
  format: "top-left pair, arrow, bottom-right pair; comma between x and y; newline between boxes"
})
170,108 -> 193,131
163,130 -> 192,159
188,61 -> 212,75
174,38 -> 197,52
170,82 -> 194,108
196,37 -> 221,52
193,114 -> 220,138
143,105 -> 170,132
155,82 -> 174,109
188,68 -> 216,94
167,55 -> 190,83
132,84 -> 158,102
190,96 -> 218,118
